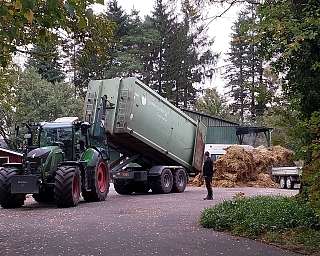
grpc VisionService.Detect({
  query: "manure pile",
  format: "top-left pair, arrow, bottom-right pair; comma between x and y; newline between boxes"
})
191,145 -> 294,188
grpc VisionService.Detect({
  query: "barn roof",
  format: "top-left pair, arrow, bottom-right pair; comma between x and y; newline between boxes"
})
180,108 -> 240,126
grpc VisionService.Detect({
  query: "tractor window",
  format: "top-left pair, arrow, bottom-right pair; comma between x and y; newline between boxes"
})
40,127 -> 73,147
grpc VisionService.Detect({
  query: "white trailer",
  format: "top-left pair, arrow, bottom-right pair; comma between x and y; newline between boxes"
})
271,166 -> 302,189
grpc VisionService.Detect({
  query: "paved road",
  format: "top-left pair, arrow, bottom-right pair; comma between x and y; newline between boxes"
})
0,186 -> 299,256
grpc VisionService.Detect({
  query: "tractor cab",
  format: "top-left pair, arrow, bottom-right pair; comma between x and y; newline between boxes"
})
39,117 -> 90,161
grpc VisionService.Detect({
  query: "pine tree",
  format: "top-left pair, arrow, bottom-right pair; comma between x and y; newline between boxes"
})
225,5 -> 275,123
225,11 -> 251,123
26,36 -> 65,84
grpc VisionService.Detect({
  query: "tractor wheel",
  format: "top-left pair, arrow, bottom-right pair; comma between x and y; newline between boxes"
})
114,179 -> 133,195
0,168 -> 25,208
171,169 -> 187,193
54,166 -> 81,208
133,182 -> 150,194
82,160 -> 109,202
150,169 -> 173,194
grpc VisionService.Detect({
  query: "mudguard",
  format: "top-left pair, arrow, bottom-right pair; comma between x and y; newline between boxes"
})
148,166 -> 187,177
81,148 -> 102,168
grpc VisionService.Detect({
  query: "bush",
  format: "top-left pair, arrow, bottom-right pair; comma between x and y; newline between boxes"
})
200,196 -> 319,237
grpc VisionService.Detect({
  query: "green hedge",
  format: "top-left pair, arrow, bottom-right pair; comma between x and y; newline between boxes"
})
200,196 -> 319,237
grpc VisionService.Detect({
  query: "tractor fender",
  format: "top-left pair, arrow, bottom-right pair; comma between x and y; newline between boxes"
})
81,148 -> 103,168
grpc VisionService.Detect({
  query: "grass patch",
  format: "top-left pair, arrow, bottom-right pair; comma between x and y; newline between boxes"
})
263,228 -> 320,254
200,196 -> 320,254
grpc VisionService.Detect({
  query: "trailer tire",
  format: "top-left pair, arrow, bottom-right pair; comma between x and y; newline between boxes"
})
279,177 -> 286,189
151,169 -> 173,194
286,177 -> 294,189
0,168 -> 25,208
83,160 -> 109,202
172,169 -> 187,193
55,166 -> 81,208
114,180 -> 133,195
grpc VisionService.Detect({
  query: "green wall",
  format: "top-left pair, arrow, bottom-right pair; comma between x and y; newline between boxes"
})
206,126 -> 238,144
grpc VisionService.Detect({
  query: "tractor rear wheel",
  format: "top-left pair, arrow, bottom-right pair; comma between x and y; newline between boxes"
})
114,179 -> 133,195
82,160 -> 109,202
0,168 -> 25,208
150,169 -> 173,194
54,166 -> 81,208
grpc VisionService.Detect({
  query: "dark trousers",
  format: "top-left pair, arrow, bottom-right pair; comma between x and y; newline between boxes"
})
204,176 -> 213,199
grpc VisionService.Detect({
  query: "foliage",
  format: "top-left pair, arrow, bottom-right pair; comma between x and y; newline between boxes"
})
72,13 -> 114,90
195,88 -> 233,120
264,227 -> 320,255
0,68 -> 83,147
225,5 -> 278,123
258,100 -> 301,150
104,3 -> 146,79
256,0 -> 320,213
200,196 -> 319,237
0,0 -> 103,68
145,0 -> 217,107
297,112 -> 320,215
258,0 -> 320,118
26,34 -> 65,83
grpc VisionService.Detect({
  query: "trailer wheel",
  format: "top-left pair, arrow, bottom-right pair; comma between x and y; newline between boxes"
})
83,160 -> 110,202
151,169 -> 173,194
0,168 -> 25,208
279,177 -> 286,189
172,169 -> 187,193
55,166 -> 81,207
286,177 -> 294,189
114,179 -> 133,195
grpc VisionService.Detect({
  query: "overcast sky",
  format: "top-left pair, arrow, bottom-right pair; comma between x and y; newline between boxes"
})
115,0 -> 243,94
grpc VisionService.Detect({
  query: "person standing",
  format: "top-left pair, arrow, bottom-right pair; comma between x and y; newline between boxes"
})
203,151 -> 213,200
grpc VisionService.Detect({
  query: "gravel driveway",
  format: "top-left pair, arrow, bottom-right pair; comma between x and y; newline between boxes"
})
0,185 -> 299,256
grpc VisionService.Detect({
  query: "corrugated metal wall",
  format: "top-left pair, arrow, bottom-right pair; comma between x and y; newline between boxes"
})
206,127 -> 238,144
182,110 -> 239,144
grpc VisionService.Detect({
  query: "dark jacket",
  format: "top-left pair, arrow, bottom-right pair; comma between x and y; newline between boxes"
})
203,156 -> 213,177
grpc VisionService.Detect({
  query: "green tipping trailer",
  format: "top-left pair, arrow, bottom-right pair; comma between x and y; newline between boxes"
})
84,77 -> 206,195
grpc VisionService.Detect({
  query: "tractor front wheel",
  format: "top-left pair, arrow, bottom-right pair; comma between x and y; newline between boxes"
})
82,160 -> 109,202
0,168 -> 25,208
54,166 -> 81,208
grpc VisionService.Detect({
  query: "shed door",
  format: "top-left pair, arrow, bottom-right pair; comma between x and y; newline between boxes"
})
192,121 -> 207,172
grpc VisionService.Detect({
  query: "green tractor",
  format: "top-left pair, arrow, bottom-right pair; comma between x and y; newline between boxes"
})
0,117 -> 109,208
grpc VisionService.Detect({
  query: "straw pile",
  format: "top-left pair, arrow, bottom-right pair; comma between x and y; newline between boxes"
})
192,145 -> 294,188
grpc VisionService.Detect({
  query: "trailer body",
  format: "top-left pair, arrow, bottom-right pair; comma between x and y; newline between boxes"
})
272,167 -> 302,189
84,77 -> 206,194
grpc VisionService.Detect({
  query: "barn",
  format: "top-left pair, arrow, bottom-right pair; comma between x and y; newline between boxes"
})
0,148 -> 23,166
182,109 -> 272,146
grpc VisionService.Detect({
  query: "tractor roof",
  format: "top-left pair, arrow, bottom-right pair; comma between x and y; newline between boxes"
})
54,117 -> 79,124
42,117 -> 79,129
